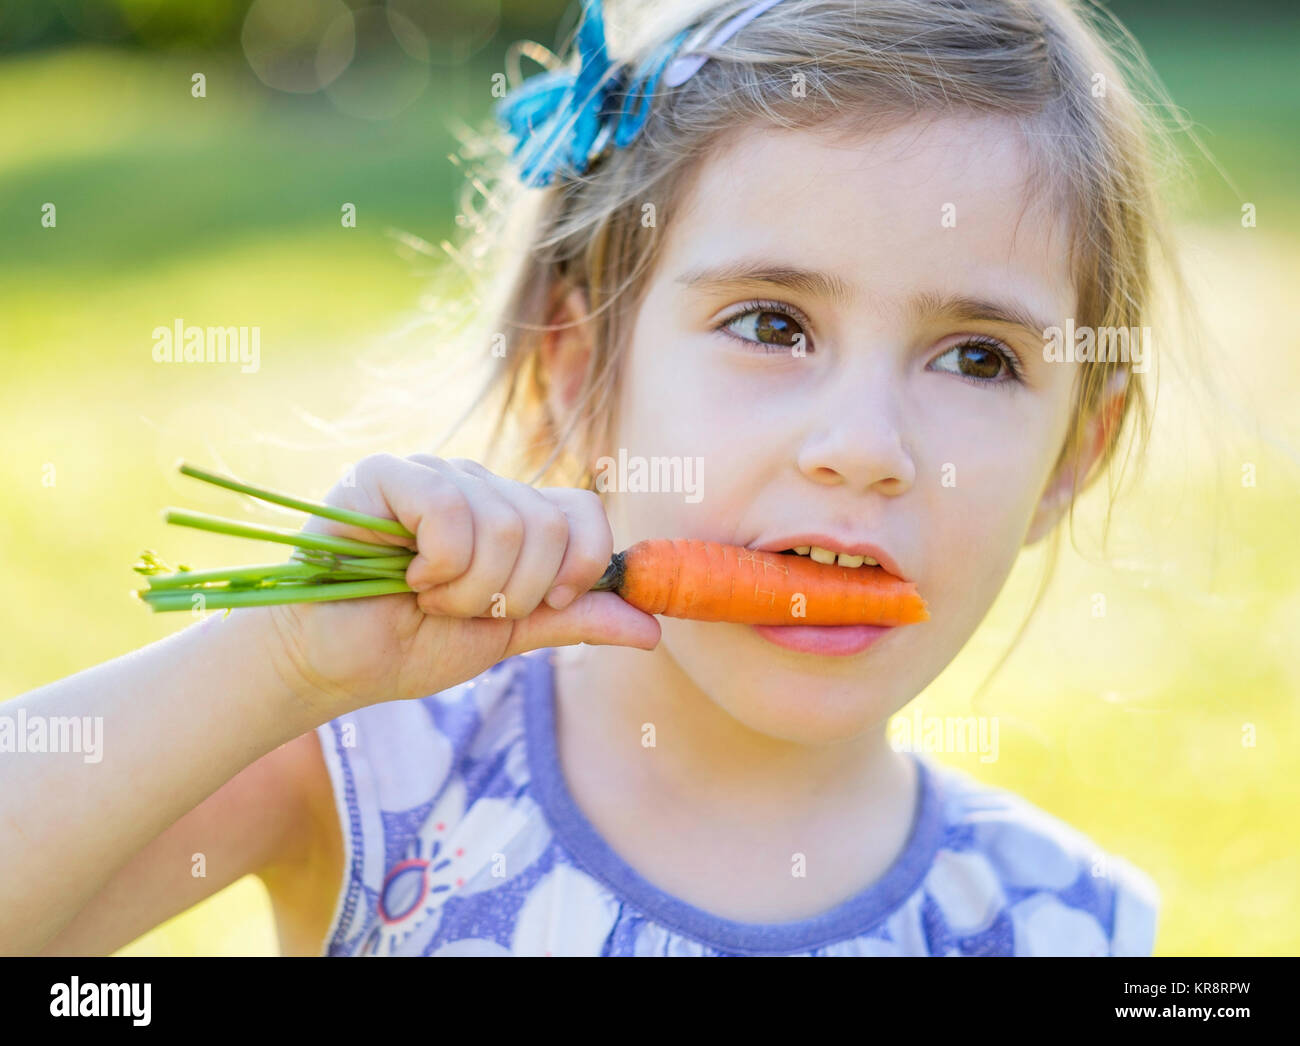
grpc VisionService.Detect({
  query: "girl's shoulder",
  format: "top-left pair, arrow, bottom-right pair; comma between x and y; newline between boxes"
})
919,757 -> 1161,956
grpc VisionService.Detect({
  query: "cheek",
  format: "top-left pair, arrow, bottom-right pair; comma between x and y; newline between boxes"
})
619,328 -> 746,448
603,338 -> 717,545
609,328 -> 780,536
917,397 -> 1068,595
937,429 -> 1044,520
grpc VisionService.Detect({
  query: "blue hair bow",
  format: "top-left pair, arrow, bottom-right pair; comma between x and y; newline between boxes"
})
494,0 -> 691,187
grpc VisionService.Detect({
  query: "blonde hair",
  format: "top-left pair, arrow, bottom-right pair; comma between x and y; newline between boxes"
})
434,0 -> 1202,676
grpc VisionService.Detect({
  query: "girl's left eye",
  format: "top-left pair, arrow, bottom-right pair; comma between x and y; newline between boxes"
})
929,336 -> 1025,386
715,300 -> 813,353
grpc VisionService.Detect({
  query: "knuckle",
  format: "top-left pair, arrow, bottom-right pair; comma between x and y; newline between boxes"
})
537,505 -> 570,548
573,487 -> 606,514
575,541 -> 613,579
414,484 -> 473,573
446,456 -> 489,477
420,549 -> 471,584
575,491 -> 614,539
356,451 -> 396,477
418,542 -> 472,581
348,452 -> 401,495
481,504 -> 525,548
432,479 -> 471,519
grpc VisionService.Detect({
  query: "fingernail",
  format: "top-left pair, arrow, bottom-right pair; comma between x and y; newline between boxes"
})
544,585 -> 575,610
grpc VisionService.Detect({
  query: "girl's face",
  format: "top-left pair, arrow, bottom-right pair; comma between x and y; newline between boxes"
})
595,114 -> 1081,744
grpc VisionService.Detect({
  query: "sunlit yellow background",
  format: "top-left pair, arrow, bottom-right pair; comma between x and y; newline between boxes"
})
1,0 -> 1296,956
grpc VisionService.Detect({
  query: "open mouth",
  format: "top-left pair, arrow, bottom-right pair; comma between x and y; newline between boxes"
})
775,545 -> 880,569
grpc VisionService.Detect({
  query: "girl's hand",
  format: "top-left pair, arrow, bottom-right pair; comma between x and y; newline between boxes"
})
257,454 -> 661,720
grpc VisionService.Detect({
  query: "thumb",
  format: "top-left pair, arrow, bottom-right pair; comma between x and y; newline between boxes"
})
504,591 -> 661,658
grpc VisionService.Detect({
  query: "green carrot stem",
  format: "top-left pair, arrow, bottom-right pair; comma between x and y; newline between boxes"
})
178,461 -> 415,540
311,566 -> 409,581
290,549 -> 414,572
163,508 -> 399,558
136,578 -> 412,612
338,553 -> 414,571
145,561 -> 326,590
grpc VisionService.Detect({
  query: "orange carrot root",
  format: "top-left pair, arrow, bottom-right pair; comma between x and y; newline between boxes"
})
611,539 -> 928,626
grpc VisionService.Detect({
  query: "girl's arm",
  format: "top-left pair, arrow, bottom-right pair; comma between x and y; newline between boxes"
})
3,453 -> 659,955
31,724 -> 342,958
0,607 -> 327,955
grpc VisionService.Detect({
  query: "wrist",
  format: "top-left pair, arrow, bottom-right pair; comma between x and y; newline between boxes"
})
195,606 -> 344,736
249,603 -> 370,723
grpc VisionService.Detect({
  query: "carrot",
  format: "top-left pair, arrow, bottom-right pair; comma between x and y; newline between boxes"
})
591,539 -> 928,626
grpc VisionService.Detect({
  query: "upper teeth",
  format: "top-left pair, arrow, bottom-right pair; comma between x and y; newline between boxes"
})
789,545 -> 879,568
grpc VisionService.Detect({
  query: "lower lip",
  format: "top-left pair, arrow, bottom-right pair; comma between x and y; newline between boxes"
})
750,624 -> 893,656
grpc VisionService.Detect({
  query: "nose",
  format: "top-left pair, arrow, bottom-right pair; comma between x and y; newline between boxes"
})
794,368 -> 916,493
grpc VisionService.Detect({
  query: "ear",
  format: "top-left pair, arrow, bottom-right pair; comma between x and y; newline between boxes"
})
1024,373 -> 1128,545
538,283 -> 594,427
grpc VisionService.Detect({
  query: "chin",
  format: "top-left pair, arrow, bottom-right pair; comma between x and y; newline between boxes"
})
664,623 -> 908,744
732,700 -> 891,745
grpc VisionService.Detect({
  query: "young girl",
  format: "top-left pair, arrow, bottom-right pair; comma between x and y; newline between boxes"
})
5,0 -> 1176,956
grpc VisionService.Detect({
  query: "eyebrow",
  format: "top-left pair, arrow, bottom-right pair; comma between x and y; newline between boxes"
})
675,260 -> 855,307
675,260 -> 1055,337
909,291 -> 1055,340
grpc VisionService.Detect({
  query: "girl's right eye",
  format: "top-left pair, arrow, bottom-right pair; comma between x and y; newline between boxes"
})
715,299 -> 814,353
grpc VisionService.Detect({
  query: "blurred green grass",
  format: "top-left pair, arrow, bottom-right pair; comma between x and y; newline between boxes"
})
2,12 -> 1298,956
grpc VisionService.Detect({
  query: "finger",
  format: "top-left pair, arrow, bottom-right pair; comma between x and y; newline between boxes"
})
440,457 -> 497,480
439,472 -> 568,619
300,453 -> 416,546
310,454 -> 473,586
503,592 -> 662,658
413,468 -> 526,616
414,457 -> 573,619
441,465 -> 614,615
535,487 -> 614,611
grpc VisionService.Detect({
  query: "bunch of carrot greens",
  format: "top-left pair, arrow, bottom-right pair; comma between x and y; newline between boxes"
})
133,463 -> 418,613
